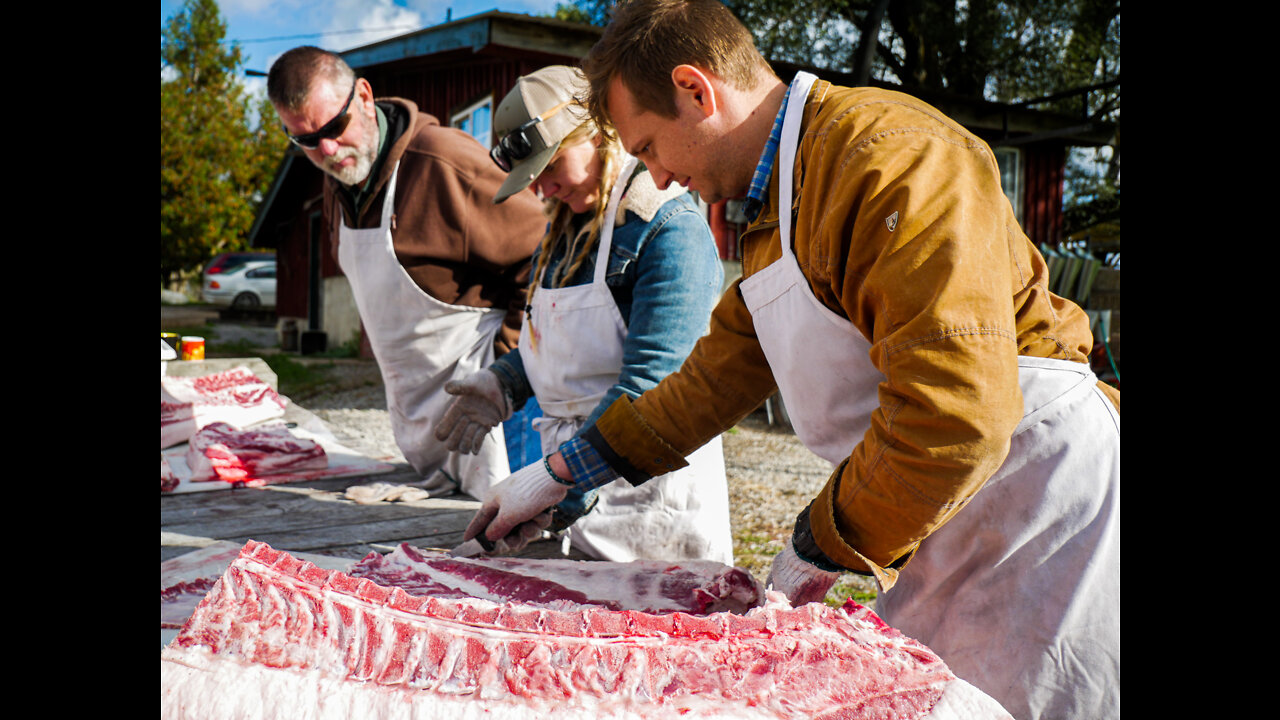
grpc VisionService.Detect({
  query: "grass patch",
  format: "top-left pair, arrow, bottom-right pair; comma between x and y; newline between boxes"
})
825,575 -> 878,609
166,323 -> 218,339
319,338 -> 361,359
214,337 -> 269,356
261,354 -> 339,400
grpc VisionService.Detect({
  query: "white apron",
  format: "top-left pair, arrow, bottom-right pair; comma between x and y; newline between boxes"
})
336,165 -> 509,497
739,72 -> 1120,720
519,156 -> 733,565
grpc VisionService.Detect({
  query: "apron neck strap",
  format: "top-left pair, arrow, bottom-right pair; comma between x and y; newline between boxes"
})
594,154 -> 640,285
778,73 -> 818,263
375,161 -> 400,229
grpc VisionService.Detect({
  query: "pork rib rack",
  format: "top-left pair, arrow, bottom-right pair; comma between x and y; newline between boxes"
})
161,541 -> 1012,720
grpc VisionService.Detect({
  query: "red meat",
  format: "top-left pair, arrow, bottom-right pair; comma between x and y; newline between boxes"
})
185,422 -> 327,483
160,541 -> 1012,719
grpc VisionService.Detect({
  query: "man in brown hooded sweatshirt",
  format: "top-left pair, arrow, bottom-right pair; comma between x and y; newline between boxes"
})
268,46 -> 546,496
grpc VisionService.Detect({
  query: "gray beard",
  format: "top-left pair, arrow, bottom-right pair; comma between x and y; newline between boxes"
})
324,143 -> 377,186
324,117 -> 380,186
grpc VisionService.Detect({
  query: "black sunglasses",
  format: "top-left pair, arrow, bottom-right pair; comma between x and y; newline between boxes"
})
489,99 -> 574,172
283,83 -> 356,150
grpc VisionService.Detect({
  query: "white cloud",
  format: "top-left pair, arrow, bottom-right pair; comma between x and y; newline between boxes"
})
326,0 -> 428,50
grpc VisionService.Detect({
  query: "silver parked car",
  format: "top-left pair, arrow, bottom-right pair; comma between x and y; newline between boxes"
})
201,260 -> 276,309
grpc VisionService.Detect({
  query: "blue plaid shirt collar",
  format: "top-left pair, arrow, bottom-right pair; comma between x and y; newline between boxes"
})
739,79 -> 795,223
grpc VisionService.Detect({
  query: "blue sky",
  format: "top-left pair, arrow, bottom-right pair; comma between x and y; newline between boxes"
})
161,0 -> 566,93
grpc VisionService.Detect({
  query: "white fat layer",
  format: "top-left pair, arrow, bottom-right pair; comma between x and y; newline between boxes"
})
162,646 -> 782,720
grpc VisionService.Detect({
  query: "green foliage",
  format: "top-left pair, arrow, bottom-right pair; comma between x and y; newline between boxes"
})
1063,184 -> 1120,238
726,0 -> 1119,221
549,0 -> 613,25
564,0 -> 1119,228
161,0 -> 288,285
719,1 -> 1117,98
551,3 -> 597,24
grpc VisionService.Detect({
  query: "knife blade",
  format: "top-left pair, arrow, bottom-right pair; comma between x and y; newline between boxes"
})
449,534 -> 496,558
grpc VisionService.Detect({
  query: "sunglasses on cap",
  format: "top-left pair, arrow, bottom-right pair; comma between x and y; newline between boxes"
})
489,99 -> 575,173
283,83 -> 356,150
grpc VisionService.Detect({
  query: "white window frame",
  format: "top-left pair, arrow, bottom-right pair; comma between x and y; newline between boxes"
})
451,95 -> 494,149
993,146 -> 1024,225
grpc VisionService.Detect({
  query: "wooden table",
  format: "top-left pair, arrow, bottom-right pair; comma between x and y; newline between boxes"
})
161,359 -> 586,568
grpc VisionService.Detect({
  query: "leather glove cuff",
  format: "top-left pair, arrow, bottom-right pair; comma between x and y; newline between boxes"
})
792,502 -> 913,578
791,502 -> 847,574
485,368 -> 514,420
487,361 -> 530,413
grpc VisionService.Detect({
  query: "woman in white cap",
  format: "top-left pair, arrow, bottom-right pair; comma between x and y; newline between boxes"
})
436,65 -> 733,565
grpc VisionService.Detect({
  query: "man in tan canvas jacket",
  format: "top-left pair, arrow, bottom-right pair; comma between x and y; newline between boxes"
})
459,3 -> 1120,719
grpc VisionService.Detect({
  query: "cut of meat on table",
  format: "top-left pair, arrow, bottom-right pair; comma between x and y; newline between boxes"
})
161,366 -> 287,449
161,541 -> 1013,720
161,454 -> 179,493
349,543 -> 764,615
161,577 -> 219,629
185,421 -> 327,483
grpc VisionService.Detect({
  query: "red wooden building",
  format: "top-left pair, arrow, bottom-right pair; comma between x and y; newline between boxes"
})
249,12 -> 603,355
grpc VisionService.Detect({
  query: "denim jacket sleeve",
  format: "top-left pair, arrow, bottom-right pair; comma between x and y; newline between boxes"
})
488,346 -> 533,410
581,193 -> 724,431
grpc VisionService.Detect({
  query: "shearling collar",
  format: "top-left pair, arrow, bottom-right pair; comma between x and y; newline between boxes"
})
615,166 -> 689,226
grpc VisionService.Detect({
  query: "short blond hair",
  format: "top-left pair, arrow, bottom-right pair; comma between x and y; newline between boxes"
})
582,0 -> 772,132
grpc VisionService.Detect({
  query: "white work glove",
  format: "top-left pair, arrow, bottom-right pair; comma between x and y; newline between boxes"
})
435,369 -> 512,455
767,539 -> 841,606
463,459 -> 570,554
472,510 -> 555,556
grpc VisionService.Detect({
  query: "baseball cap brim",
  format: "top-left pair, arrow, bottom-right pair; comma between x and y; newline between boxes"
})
492,143 -> 559,204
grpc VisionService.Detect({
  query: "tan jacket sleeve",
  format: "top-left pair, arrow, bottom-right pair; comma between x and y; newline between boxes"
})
793,91 -> 1064,581
589,279 -> 779,482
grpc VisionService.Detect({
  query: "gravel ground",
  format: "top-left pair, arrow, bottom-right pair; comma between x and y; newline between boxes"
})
276,356 -> 879,607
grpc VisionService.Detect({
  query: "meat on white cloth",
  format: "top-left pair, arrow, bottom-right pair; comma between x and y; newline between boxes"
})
161,541 -> 1013,720
349,543 -> 763,616
161,366 -> 287,449
185,421 -> 327,482
161,454 -> 179,492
